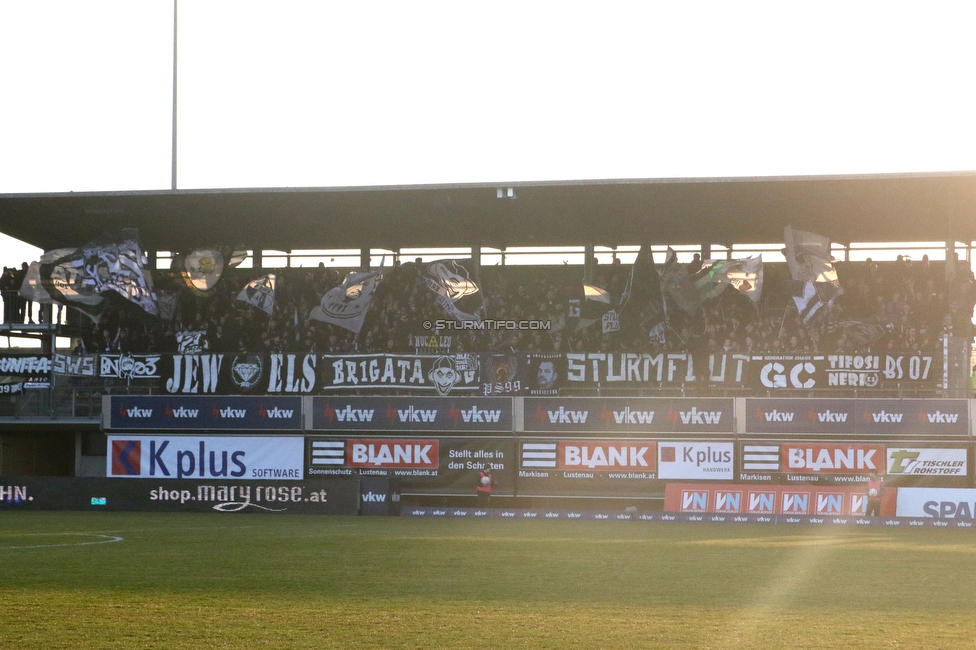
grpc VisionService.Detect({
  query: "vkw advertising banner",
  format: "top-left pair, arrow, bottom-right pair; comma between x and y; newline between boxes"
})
745,398 -> 969,436
523,398 -> 733,434
309,396 -> 513,433
106,395 -> 302,431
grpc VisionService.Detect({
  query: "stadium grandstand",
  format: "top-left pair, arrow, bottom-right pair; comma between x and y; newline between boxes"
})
0,173 -> 975,515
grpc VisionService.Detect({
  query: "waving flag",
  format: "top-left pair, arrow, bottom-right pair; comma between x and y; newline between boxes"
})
237,274 -> 276,314
308,270 -> 383,333
420,260 -> 484,322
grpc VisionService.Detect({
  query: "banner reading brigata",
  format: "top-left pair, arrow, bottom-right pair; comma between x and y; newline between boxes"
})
309,396 -> 512,432
107,396 -> 302,430
107,436 -> 304,480
745,398 -> 968,435
523,398 -> 733,434
320,353 -> 481,393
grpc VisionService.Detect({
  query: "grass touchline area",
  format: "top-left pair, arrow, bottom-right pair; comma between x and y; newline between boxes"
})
1,512 -> 974,649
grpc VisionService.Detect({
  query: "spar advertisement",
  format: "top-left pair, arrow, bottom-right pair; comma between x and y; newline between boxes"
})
745,398 -> 969,436
306,436 -> 515,496
309,396 -> 513,433
107,436 -> 304,480
523,397 -> 733,434
664,482 -> 896,519
107,395 -> 303,431
896,488 -> 976,520
738,441 -> 969,486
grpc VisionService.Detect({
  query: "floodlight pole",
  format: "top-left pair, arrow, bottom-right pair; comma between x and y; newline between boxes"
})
171,0 -> 178,191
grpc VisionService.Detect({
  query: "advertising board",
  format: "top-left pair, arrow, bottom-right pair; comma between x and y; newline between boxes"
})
107,396 -> 303,430
309,396 -> 513,432
895,488 -> 976,519
0,477 -> 358,514
523,398 -> 733,434
517,439 -> 658,498
664,482 -> 895,518
107,436 -> 304,480
306,436 -> 514,497
745,398 -> 969,435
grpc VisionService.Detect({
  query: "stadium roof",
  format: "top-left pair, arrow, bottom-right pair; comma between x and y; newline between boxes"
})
1,172 -> 975,253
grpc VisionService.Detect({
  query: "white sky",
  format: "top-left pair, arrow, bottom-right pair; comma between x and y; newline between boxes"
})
1,1 -> 975,263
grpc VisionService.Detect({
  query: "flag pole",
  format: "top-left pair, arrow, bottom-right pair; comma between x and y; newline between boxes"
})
171,0 -> 178,191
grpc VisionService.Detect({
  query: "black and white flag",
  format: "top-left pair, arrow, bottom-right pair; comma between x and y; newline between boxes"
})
19,240 -> 157,320
308,270 -> 383,333
420,260 -> 484,322
237,274 -> 276,315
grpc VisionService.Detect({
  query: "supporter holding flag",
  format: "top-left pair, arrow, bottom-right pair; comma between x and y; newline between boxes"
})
237,274 -> 276,315
420,259 -> 484,322
19,238 -> 158,321
308,270 -> 383,334
617,243 -> 666,342
785,226 -> 843,323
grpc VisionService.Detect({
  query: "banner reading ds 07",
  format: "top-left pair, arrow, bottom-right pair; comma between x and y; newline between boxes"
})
306,436 -> 515,497
0,476 -> 359,514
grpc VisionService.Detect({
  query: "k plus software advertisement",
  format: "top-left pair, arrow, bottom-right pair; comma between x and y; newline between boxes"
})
517,439 -> 659,498
307,437 -> 514,497
108,436 -> 304,480
657,442 -> 733,480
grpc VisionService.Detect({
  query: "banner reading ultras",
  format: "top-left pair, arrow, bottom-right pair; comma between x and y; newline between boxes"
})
745,398 -> 969,435
310,396 -> 513,432
523,398 -> 733,434
108,396 -> 302,430
107,436 -> 304,480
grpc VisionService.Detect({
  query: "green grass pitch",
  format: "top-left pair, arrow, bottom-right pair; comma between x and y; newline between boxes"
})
1,512 -> 974,649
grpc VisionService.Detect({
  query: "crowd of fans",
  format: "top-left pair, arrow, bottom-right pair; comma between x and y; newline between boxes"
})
1,253 -> 974,358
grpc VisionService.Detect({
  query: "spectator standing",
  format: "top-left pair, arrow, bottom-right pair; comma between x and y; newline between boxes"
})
476,466 -> 493,509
